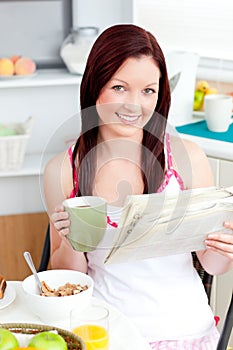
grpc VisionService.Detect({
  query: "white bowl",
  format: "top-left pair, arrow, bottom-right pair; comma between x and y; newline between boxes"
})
22,269 -> 94,325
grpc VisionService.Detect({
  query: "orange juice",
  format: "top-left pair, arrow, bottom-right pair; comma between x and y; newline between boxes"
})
73,324 -> 109,350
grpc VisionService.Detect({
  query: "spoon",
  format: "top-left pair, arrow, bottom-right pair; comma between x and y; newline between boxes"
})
23,251 -> 42,293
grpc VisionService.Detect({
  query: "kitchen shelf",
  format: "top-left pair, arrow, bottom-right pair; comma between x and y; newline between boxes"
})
0,68 -> 82,89
0,152 -> 56,178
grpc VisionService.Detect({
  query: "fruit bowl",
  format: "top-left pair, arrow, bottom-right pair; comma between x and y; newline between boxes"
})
22,269 -> 94,325
0,323 -> 86,349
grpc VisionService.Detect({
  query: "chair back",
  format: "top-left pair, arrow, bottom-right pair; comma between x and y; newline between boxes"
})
192,252 -> 213,304
216,291 -> 233,350
192,252 -> 233,349
38,224 -> 50,272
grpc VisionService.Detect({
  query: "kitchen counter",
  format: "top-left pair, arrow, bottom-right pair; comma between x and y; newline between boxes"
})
177,132 -> 233,161
175,116 -> 233,161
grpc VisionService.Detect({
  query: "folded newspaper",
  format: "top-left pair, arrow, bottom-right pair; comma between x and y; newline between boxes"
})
104,186 -> 233,264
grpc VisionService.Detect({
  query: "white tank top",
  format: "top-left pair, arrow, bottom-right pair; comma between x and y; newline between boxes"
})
87,197 -> 215,342
69,135 -> 216,342
86,146 -> 216,342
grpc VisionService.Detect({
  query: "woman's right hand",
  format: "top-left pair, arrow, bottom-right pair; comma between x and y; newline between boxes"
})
50,204 -> 70,237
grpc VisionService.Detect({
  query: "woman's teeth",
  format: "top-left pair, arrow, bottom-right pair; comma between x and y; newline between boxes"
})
116,113 -> 140,122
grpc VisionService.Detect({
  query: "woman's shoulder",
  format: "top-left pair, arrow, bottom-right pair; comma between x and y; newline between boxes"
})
169,134 -> 214,188
44,150 -> 69,174
170,134 -> 207,160
44,150 -> 73,198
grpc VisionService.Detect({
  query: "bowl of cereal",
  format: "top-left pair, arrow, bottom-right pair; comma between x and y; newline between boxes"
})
22,269 -> 94,325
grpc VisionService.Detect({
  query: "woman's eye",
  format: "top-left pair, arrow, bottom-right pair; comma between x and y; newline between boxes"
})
112,85 -> 125,92
144,88 -> 155,95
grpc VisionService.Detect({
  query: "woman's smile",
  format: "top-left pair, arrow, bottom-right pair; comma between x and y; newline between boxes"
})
115,112 -> 141,124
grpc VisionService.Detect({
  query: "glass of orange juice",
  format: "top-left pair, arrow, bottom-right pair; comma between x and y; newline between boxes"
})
70,304 -> 109,350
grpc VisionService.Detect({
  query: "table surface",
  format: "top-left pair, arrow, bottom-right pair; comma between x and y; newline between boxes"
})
175,116 -> 233,161
0,281 -> 151,350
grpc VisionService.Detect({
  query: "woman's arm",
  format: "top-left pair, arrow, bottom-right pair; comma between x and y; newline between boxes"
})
173,136 -> 233,275
43,151 -> 88,273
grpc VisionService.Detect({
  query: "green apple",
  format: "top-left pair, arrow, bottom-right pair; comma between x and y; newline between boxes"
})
193,90 -> 204,111
0,328 -> 19,350
28,331 -> 68,350
0,124 -> 16,136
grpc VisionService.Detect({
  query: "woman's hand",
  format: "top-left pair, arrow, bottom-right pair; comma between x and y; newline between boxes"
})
205,222 -> 233,262
50,204 -> 70,237
50,204 -> 88,272
197,221 -> 233,275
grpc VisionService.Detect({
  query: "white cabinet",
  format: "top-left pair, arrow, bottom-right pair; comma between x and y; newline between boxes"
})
208,156 -> 220,186
220,159 -> 233,187
0,69 -> 81,215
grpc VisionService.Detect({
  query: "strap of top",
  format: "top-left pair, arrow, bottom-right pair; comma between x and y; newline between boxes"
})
68,146 -> 79,198
166,133 -> 173,169
157,134 -> 185,192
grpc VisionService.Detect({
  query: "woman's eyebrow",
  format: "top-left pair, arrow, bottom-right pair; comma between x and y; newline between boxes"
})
110,78 -> 158,87
110,78 -> 128,85
145,82 -> 159,87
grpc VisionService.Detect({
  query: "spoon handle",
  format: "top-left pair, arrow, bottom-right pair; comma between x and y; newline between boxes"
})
24,251 -> 42,290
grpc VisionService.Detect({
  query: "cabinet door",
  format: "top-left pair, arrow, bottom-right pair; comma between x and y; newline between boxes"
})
219,159 -> 233,187
0,212 -> 49,281
207,156 -> 219,186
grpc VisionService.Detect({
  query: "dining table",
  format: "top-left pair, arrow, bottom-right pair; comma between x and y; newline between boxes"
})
0,281 -> 152,350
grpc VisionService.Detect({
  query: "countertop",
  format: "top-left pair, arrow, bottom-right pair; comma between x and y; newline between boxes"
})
177,133 -> 233,161
174,115 -> 233,161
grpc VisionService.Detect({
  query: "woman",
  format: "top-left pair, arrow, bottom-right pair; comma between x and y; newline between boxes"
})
44,24 -> 233,349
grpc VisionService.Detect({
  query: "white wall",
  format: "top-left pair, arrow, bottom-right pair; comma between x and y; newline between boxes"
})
0,0 -> 133,66
72,0 -> 133,31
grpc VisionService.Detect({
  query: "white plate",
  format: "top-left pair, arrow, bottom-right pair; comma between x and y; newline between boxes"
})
0,72 -> 37,80
0,285 -> 16,310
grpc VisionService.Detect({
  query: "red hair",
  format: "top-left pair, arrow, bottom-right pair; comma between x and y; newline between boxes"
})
73,24 -> 171,195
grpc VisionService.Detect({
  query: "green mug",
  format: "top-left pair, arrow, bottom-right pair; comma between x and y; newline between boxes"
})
63,196 -> 107,252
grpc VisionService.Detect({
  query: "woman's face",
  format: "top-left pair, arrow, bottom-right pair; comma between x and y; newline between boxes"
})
96,55 -> 160,139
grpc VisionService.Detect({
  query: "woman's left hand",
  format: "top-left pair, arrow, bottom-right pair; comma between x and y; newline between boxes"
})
205,222 -> 233,261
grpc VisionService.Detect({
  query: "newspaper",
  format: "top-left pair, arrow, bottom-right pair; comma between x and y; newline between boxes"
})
104,186 -> 233,264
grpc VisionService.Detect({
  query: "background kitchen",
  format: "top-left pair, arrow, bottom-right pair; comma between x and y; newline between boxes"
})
0,0 -> 232,344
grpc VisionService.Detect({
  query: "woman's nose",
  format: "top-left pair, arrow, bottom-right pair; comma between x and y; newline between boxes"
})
123,92 -> 141,113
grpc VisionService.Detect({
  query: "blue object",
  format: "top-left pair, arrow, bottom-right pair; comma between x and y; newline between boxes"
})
176,119 -> 233,143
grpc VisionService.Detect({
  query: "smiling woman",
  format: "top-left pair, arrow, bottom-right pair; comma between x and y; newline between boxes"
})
43,24 -> 233,350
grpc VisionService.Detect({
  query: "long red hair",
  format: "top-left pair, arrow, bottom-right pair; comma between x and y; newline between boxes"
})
72,24 -> 171,195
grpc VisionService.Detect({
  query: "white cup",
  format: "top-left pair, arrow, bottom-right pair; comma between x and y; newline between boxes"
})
204,94 -> 232,132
